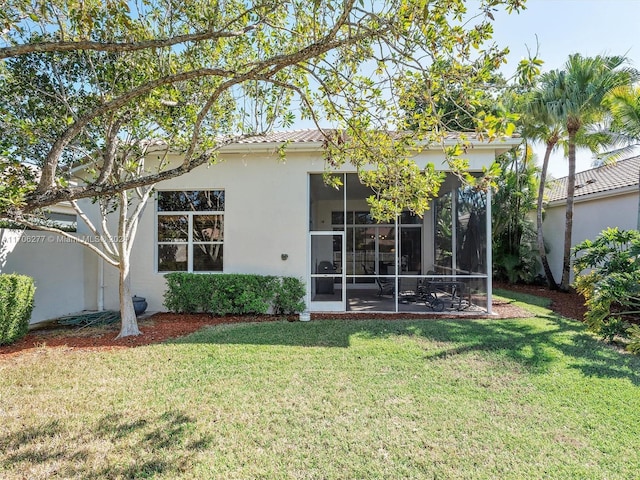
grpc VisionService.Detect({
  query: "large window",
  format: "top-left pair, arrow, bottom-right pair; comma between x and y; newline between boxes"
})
156,190 -> 224,272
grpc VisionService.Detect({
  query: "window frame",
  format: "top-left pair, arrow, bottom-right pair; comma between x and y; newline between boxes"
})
155,190 -> 225,273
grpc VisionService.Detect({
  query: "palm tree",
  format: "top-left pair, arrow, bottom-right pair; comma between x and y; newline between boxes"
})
602,86 -> 640,229
530,54 -> 637,290
492,143 -> 540,284
524,82 -> 613,290
520,94 -> 563,289
600,86 -> 640,159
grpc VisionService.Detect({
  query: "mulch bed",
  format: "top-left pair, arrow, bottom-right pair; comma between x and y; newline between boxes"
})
493,281 -> 588,322
0,284 -> 587,359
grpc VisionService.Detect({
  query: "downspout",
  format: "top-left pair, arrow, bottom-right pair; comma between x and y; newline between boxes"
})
97,256 -> 105,311
97,228 -> 105,312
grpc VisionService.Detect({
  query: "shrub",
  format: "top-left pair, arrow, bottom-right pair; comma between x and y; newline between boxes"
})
163,273 -> 306,316
163,272 -> 213,313
598,316 -> 630,343
573,228 -> 640,346
626,325 -> 640,354
273,277 -> 306,314
206,274 -> 278,316
0,274 -> 35,345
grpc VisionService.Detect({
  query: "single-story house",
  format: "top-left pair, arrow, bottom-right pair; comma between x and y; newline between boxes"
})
1,129 -> 519,322
542,155 -> 640,282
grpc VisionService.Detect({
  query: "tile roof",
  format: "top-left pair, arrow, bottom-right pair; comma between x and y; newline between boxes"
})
547,155 -> 640,202
236,129 -> 332,144
140,128 -> 520,152
233,129 -> 519,145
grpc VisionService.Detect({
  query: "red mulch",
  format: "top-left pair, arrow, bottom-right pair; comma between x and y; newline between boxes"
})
0,284 -> 587,359
493,281 -> 588,321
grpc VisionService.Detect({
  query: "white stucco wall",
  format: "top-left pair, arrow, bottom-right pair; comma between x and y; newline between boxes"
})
0,138 -> 513,324
91,145 -> 505,313
0,229 -> 87,323
543,190 -> 639,282
95,149 -> 324,313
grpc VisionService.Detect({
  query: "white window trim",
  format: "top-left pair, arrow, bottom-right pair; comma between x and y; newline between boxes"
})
155,191 -> 224,273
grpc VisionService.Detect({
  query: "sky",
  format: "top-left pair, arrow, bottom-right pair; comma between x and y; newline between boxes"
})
488,0 -> 640,178
290,1 -> 640,178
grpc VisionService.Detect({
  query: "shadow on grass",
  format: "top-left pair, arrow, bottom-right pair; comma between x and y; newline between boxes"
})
170,312 -> 640,386
1,410 -> 212,479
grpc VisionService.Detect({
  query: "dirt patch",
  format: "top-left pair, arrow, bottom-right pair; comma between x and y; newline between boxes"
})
1,284 -> 586,359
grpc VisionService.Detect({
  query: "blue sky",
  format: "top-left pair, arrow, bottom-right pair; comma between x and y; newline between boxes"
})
490,0 -> 640,177
292,1 -> 640,178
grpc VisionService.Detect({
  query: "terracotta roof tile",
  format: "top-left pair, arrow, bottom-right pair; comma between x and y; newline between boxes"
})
140,129 -> 519,149
234,129 -> 519,145
547,155 -> 640,202
236,129 -> 333,144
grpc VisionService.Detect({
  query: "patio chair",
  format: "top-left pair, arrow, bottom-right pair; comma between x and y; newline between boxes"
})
363,263 -> 394,296
375,276 -> 395,296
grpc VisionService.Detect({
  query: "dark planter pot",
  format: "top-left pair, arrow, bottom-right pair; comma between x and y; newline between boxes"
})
132,296 -> 148,316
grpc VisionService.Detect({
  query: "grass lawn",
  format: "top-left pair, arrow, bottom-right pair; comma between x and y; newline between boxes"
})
1,290 -> 639,479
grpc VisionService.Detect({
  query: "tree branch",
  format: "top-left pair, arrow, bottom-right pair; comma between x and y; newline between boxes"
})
70,200 -> 118,258
35,25 -> 383,194
0,27 -> 258,60
11,218 -> 120,266
35,66 -> 231,193
94,119 -> 123,186
24,134 -> 252,212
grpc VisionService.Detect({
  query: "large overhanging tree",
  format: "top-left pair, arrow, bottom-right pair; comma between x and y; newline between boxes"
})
1,0 -> 531,336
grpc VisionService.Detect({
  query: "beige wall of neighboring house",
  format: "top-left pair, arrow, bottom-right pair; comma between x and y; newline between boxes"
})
542,156 -> 640,283
0,229 -> 87,323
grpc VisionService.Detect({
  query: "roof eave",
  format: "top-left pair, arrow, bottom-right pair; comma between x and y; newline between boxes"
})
220,136 -> 522,154
548,184 -> 639,207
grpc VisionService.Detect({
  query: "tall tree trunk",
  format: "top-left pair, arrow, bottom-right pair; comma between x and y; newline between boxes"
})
537,139 -> 559,289
560,127 -> 578,290
116,253 -> 141,338
116,190 -> 141,338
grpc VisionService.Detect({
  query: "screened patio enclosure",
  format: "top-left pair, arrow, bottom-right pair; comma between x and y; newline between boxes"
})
308,173 -> 492,314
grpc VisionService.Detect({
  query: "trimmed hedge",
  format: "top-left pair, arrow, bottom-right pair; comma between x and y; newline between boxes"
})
0,274 -> 35,345
164,273 -> 306,316
273,276 -> 307,314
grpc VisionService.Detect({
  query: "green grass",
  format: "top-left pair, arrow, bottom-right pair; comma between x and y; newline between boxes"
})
2,291 -> 640,479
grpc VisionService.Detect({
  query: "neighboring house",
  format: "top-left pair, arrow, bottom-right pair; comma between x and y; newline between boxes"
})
542,155 -> 640,282
2,129 -> 518,322
0,202 -> 84,323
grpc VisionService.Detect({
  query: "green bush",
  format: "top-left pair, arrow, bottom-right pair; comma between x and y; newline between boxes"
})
0,274 -> 35,345
626,325 -> 640,354
573,228 -> 640,347
206,274 -> 278,315
273,277 -> 306,314
164,273 -> 306,316
598,316 -> 630,343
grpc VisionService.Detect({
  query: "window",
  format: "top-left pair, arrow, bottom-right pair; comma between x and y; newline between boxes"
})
156,190 -> 224,272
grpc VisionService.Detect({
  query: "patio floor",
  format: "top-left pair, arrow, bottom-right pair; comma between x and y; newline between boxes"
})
313,287 -> 487,314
